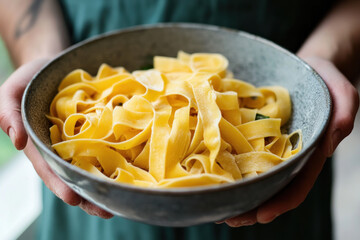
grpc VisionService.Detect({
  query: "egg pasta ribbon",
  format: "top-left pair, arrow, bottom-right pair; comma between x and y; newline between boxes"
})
48,51 -> 302,188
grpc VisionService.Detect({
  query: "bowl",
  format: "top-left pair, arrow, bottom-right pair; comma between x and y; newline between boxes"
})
21,23 -> 331,227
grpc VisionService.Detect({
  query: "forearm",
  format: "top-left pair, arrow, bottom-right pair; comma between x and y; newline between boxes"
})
298,0 -> 360,82
0,0 -> 69,67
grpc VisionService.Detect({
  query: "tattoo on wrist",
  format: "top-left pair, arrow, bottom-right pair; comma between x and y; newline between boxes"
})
14,0 -> 44,39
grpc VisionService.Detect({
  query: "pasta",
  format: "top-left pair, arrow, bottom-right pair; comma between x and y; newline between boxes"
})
48,51 -> 302,188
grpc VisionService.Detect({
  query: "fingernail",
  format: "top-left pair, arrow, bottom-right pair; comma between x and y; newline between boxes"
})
330,129 -> 341,155
258,213 -> 279,224
239,220 -> 255,226
8,128 -> 16,146
228,219 -> 255,227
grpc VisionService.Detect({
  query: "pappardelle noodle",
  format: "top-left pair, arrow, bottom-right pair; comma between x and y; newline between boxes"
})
48,51 -> 302,188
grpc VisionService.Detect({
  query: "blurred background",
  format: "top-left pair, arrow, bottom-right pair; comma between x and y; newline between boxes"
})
0,37 -> 359,240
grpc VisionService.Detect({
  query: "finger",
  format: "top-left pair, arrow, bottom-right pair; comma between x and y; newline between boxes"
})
301,57 -> 359,156
318,65 -> 359,156
79,199 -> 114,219
256,148 -> 326,223
225,209 -> 257,227
23,138 -> 82,206
0,58 -> 48,150
24,139 -> 113,218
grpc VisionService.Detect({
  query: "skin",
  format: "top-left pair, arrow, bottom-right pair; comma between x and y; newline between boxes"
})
0,0 -> 359,225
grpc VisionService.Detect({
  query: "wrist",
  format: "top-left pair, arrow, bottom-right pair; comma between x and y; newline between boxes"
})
297,38 -> 359,81
297,31 -> 338,61
17,46 -> 66,67
297,0 -> 360,81
15,34 -> 69,67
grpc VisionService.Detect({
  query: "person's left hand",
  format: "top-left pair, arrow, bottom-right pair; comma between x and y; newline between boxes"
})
221,56 -> 359,227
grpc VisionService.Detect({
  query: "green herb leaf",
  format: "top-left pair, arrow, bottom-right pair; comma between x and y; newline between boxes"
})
255,113 -> 270,120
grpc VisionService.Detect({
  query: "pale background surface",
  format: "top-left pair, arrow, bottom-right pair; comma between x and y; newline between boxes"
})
0,38 -> 359,240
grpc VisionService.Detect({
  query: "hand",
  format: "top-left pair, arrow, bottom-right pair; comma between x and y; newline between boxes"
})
0,59 -> 113,219
222,56 -> 359,227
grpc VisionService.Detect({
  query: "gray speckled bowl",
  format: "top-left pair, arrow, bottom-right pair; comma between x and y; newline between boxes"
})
21,23 -> 331,227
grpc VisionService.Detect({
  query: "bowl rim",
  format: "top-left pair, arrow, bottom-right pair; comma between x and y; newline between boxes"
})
21,22 -> 332,195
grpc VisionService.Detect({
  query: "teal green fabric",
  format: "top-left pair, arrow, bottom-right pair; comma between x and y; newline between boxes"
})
61,0 -> 336,51
38,0 -> 336,239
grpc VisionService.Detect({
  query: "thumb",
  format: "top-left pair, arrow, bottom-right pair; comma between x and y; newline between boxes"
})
0,59 -> 48,149
303,57 -> 359,156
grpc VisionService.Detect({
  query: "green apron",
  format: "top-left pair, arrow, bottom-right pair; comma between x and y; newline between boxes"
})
38,1 -> 336,239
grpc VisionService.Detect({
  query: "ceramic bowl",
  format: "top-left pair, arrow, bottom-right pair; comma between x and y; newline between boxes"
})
22,23 -> 331,227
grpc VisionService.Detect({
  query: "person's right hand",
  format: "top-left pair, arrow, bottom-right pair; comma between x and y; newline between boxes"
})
0,59 -> 113,219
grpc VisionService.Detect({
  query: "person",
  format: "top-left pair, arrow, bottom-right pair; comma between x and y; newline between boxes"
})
0,0 -> 359,239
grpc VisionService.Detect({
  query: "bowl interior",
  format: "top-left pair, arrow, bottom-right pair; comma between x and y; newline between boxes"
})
23,23 -> 330,188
